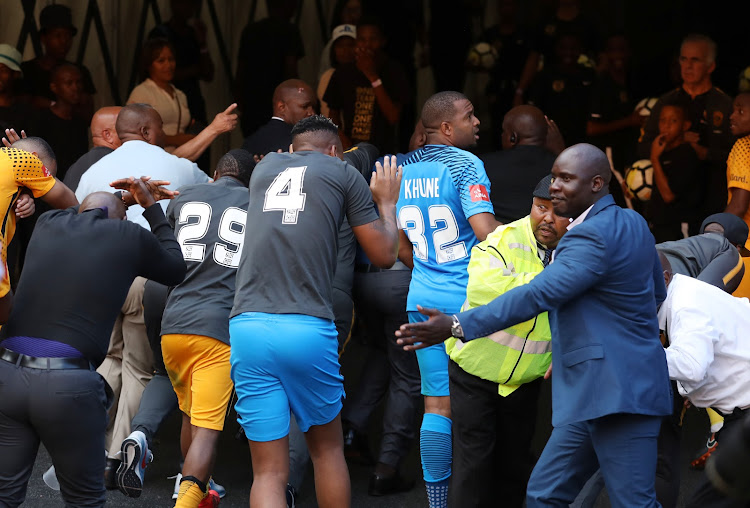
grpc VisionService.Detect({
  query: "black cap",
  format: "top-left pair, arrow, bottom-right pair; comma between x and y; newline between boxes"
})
40,5 -> 77,36
700,213 -> 750,256
532,174 -> 553,200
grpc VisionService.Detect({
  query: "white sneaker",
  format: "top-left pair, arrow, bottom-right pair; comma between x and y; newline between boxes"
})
170,472 -> 183,500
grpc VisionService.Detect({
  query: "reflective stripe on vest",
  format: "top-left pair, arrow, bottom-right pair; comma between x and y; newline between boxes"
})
446,216 -> 552,392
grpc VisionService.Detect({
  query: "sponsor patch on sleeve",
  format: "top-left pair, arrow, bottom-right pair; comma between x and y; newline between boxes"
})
469,184 -> 490,202
42,165 -> 51,177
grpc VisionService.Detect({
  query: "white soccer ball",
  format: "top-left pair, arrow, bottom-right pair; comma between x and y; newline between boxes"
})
466,42 -> 498,70
625,159 -> 654,201
635,97 -> 659,117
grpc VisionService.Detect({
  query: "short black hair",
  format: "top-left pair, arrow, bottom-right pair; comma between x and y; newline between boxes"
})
140,37 -> 176,81
661,98 -> 689,121
12,136 -> 56,165
356,15 -> 385,35
421,91 -> 468,128
291,114 -> 339,139
215,149 -> 256,187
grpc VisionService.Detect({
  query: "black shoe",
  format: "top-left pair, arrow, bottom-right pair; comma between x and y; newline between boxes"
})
104,458 -> 122,490
343,428 -> 375,465
368,472 -> 415,496
286,483 -> 297,508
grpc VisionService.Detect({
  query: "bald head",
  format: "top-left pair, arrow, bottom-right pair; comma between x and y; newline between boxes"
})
91,106 -> 122,149
79,192 -> 127,220
502,105 -> 548,149
115,104 -> 166,147
273,79 -> 316,125
12,137 -> 57,176
658,250 -> 673,288
556,144 -> 612,184
549,144 -> 611,217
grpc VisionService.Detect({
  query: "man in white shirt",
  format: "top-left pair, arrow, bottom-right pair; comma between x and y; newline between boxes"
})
659,252 -> 750,508
76,103 -> 209,228
75,103 -> 207,485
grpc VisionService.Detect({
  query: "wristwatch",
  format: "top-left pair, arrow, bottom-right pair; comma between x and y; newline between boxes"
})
451,315 -> 464,339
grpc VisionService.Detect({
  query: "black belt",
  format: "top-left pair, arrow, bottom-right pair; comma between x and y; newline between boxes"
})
0,347 -> 92,370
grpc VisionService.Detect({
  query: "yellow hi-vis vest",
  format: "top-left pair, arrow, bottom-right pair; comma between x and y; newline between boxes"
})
445,215 -> 552,396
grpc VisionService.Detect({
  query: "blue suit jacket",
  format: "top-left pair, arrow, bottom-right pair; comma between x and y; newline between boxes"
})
459,195 -> 673,427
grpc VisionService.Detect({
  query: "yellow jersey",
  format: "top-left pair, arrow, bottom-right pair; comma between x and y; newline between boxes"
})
0,147 -> 57,296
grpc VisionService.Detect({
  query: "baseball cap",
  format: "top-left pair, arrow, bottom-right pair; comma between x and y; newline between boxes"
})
700,212 -> 750,256
331,24 -> 356,43
532,174 -> 554,200
0,44 -> 22,75
40,4 -> 78,36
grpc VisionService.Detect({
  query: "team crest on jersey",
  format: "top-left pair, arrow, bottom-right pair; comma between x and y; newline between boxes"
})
713,111 -> 724,127
470,185 -> 489,202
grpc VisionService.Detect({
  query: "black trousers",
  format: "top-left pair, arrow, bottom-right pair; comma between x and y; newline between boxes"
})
342,269 -> 421,468
130,280 -> 177,446
448,360 -> 542,508
0,359 -> 111,507
685,408 -> 750,508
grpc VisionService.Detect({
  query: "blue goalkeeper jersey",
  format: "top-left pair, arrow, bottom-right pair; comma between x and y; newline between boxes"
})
397,144 -> 494,312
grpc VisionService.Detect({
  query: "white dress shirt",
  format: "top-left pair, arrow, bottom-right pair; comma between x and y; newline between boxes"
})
75,140 -> 209,229
659,274 -> 750,414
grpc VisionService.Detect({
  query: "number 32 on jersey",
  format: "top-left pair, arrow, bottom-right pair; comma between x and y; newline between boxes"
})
399,205 -> 468,264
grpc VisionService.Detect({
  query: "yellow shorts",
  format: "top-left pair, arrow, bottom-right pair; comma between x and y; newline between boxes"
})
162,334 -> 233,431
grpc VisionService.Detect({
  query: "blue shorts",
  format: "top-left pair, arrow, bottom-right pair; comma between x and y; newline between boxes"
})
409,311 -> 450,397
229,312 -> 345,442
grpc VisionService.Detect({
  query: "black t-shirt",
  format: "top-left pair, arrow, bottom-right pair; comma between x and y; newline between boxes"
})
482,26 -> 531,97
529,14 -> 601,66
637,87 -> 734,215
480,145 -> 557,223
241,118 -> 292,158
649,142 -> 703,226
162,177 -> 249,344
0,205 -> 185,366
19,58 -> 96,100
63,146 -> 113,193
235,17 -> 304,135
34,109 -> 89,181
0,101 -> 36,134
528,64 -> 596,146
588,73 -> 639,171
323,60 -> 410,154
231,151 -> 378,321
149,23 -> 207,122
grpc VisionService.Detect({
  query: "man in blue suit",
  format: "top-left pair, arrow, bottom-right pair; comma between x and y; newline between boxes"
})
396,143 -> 674,507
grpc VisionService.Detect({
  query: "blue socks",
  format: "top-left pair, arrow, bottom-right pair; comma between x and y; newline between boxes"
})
420,413 -> 452,508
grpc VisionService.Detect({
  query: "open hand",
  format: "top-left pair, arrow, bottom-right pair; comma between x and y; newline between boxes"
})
395,305 -> 453,351
2,128 -> 26,147
110,176 -> 179,208
370,155 -> 402,208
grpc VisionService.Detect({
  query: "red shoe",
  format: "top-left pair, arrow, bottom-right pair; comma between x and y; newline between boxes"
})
690,432 -> 718,470
198,489 -> 220,507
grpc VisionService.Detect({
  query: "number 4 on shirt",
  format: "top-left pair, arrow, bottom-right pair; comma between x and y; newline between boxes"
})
264,166 -> 307,224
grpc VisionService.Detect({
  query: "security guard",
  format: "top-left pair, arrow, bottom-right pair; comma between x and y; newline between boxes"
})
446,174 -> 569,508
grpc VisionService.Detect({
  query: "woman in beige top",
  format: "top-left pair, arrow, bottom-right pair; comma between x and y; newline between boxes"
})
127,38 -> 194,151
